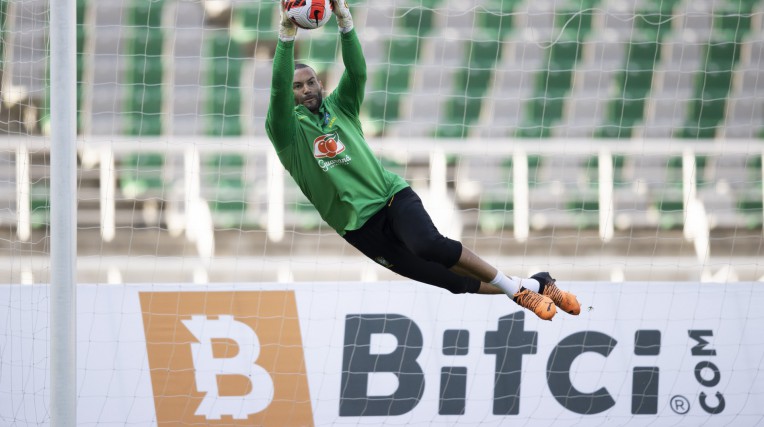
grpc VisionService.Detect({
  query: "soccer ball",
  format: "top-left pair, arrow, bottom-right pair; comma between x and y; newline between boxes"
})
285,0 -> 332,30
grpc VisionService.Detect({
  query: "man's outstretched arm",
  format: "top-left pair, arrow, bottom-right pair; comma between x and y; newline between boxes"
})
265,2 -> 298,152
330,0 -> 366,116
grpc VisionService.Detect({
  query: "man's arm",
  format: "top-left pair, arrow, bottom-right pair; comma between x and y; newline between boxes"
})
265,2 -> 297,153
330,2 -> 366,116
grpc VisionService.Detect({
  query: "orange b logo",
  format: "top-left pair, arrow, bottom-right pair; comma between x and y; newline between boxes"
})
139,291 -> 314,426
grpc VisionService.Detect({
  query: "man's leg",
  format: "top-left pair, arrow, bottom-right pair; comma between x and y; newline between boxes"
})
343,208 -> 481,295
386,188 -> 579,318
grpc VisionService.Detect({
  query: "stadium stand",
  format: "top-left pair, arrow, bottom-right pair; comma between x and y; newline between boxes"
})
1,0 -> 762,241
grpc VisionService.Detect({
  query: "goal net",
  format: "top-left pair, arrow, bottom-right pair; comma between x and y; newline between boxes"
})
1,0 -> 763,425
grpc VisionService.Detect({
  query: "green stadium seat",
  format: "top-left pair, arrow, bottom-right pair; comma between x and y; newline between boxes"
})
129,0 -> 164,27
619,68 -> 654,98
230,2 -> 277,43
434,123 -> 470,138
565,198 -> 599,229
525,33 -> 580,138
120,153 -> 164,198
535,68 -> 573,97
713,2 -> 755,40
703,38 -> 741,73
30,183 -> 50,229
737,198 -> 763,229
514,122 -> 553,138
522,97 -> 566,131
747,156 -> 762,187
454,67 -> 493,96
123,23 -> 165,135
633,0 -> 680,39
652,197 -> 684,229
625,37 -> 661,71
128,27 -> 164,57
373,64 -> 411,94
127,56 -> 163,86
476,0 -> 521,40
478,199 -> 514,233
685,97 -> 727,127
397,7 -> 436,37
434,95 -> 483,138
296,35 -> 339,72
680,36 -> 742,138
208,90 -> 243,118
205,35 -> 245,136
385,36 -> 421,65
594,124 -> 633,138
554,1 -> 595,36
205,154 -> 248,227
467,39 -> 502,68
363,92 -> 400,135
607,97 -> 646,128
547,31 -> 583,69
443,96 -> 483,124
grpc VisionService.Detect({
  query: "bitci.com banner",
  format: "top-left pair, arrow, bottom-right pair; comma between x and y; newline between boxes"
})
1,282 -> 763,426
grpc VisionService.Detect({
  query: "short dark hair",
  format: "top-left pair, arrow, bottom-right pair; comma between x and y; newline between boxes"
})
295,63 -> 316,74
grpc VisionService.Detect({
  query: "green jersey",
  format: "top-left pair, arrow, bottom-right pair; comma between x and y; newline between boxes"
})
265,30 -> 408,235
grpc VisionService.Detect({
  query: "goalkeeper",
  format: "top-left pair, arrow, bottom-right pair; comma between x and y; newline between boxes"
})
266,0 -> 580,320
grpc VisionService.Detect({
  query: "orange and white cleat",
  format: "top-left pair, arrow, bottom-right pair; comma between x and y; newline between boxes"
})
512,288 -> 556,321
532,272 -> 581,315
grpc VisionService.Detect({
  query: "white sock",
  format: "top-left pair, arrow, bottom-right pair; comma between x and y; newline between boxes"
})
521,276 -> 540,293
490,272 -> 522,296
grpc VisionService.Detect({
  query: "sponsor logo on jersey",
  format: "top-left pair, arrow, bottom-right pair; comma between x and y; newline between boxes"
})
313,133 -> 345,159
139,291 -> 314,426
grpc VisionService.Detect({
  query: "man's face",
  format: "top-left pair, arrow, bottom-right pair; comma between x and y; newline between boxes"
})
293,67 -> 323,113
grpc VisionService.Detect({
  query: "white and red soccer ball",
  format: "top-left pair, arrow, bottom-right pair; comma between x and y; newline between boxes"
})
284,0 -> 332,30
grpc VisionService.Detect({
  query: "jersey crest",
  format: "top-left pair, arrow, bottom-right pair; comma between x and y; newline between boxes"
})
313,133 -> 346,158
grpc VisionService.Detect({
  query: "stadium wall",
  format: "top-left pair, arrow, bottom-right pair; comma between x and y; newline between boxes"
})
1,282 -> 762,426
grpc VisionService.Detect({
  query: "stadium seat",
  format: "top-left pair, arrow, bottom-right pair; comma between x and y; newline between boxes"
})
363,91 -> 401,135
396,5 -> 436,36
442,96 -> 483,126
205,34 -> 245,136
123,0 -> 165,135
434,123 -> 470,138
476,0 -> 522,40
296,34 -> 339,72
229,2 -> 277,44
633,0 -> 681,39
517,31 -> 579,133
680,35 -> 742,138
129,0 -> 163,28
547,31 -> 584,69
467,39 -> 503,68
119,153 -> 164,199
565,198 -> 599,229
454,67 -> 493,96
30,182 -> 50,229
522,68 -> 570,132
737,198 -> 763,229
713,5 -> 754,41
553,0 -> 595,36
373,64 -> 412,94
205,154 -> 248,228
385,36 -> 421,65
625,36 -> 661,71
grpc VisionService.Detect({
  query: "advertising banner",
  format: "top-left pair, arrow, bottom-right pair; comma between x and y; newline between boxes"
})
1,282 -> 763,426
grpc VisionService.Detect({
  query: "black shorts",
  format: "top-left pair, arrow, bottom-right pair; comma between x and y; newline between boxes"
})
343,187 -> 481,294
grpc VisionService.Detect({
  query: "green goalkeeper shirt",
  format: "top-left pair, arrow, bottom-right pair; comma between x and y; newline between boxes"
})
265,30 -> 409,235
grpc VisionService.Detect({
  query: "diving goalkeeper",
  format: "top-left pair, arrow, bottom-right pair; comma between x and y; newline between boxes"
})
265,0 -> 580,320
